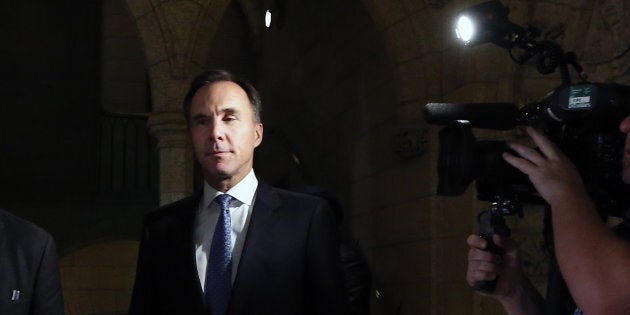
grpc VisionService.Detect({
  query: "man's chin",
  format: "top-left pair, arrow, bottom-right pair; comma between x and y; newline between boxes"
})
206,170 -> 231,178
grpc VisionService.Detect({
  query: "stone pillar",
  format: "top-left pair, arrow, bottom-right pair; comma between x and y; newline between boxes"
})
145,62 -> 199,205
148,110 -> 194,205
124,0 -> 230,205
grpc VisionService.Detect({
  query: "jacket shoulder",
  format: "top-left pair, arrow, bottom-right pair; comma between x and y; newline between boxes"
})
261,183 -> 330,209
273,187 -> 325,202
0,208 -> 52,246
143,194 -> 199,226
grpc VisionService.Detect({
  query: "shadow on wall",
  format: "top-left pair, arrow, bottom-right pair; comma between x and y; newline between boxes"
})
59,240 -> 139,315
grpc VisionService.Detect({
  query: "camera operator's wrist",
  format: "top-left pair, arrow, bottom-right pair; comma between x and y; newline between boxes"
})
498,277 -> 545,315
544,182 -> 591,210
546,189 -> 593,214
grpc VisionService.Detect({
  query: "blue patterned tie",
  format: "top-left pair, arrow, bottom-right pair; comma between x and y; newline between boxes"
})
205,194 -> 233,315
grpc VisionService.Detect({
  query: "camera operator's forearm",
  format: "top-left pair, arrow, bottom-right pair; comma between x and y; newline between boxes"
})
498,278 -> 545,315
551,196 -> 630,314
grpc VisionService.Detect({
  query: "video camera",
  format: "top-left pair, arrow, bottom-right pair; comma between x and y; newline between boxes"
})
425,82 -> 630,217
427,0 -> 630,293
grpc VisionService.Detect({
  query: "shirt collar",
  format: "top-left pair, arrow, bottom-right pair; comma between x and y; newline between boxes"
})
201,170 -> 258,209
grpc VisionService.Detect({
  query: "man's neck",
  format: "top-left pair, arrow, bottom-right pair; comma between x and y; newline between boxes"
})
205,170 -> 252,193
208,178 -> 236,193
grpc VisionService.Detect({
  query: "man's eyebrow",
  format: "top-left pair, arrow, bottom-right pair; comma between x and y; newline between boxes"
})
191,113 -> 209,121
190,108 -> 238,120
220,107 -> 238,115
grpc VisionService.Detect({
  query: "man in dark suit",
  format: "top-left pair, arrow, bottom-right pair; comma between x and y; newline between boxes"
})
0,208 -> 65,315
129,70 -> 347,315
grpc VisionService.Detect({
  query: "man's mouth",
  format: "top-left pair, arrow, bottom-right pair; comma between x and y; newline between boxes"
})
207,150 -> 230,156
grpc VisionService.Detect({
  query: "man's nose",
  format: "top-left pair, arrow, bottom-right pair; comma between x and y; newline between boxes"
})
210,122 -> 225,140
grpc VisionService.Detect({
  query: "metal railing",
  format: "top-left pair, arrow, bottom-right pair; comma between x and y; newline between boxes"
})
97,111 -> 158,203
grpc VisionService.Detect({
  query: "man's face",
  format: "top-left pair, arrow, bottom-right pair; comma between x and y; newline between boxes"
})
620,115 -> 630,184
189,81 -> 263,190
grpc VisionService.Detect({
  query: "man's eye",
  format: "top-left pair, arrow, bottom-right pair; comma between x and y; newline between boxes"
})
194,118 -> 210,125
224,116 -> 237,122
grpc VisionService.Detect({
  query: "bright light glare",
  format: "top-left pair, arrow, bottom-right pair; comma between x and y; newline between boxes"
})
265,10 -> 272,28
455,15 -> 474,43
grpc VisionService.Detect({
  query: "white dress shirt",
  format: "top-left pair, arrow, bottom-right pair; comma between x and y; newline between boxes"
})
194,170 -> 258,291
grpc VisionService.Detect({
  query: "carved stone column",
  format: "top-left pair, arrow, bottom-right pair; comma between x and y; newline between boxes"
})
148,110 -> 193,205
124,0 -> 231,205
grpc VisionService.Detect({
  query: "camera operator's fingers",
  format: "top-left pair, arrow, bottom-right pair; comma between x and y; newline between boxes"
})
467,234 -> 488,250
502,149 -> 538,174
524,126 -> 562,160
467,249 -> 502,286
506,137 -> 550,165
494,235 -> 520,268
493,234 -> 516,252
466,265 -> 500,287
468,244 -> 501,261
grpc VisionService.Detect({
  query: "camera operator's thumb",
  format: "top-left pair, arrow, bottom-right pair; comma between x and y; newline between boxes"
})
493,234 -> 519,270
491,235 -> 531,301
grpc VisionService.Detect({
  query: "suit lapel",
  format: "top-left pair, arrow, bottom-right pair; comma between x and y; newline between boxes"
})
175,192 -> 207,303
231,181 -> 281,294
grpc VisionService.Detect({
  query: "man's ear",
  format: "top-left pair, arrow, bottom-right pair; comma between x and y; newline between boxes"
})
254,123 -> 263,147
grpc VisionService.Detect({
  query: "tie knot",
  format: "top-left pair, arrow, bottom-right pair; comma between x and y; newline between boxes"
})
215,194 -> 233,211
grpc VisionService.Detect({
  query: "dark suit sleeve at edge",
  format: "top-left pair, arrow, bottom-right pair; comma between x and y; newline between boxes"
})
305,202 -> 349,315
129,224 -> 154,315
31,233 -> 65,315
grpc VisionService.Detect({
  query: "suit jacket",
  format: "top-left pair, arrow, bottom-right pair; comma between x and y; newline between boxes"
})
0,209 -> 65,315
129,181 -> 347,315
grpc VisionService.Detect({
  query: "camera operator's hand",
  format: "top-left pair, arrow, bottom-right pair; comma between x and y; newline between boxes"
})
501,125 -> 630,314
502,126 -> 588,208
467,234 -> 521,297
467,234 -> 545,315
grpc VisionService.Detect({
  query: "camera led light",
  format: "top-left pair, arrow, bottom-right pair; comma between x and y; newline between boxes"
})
265,10 -> 272,28
455,15 -> 475,44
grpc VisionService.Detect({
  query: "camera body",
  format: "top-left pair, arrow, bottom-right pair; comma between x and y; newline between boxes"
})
425,82 -> 630,217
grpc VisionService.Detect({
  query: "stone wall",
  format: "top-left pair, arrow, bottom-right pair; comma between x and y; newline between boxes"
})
4,0 -> 630,314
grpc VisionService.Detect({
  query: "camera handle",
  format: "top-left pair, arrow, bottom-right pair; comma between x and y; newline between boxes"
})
472,207 -> 512,293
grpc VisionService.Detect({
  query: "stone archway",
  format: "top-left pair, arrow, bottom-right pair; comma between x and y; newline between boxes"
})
122,0 -> 233,205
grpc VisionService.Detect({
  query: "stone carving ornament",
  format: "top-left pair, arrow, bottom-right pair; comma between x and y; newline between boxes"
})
424,0 -> 447,9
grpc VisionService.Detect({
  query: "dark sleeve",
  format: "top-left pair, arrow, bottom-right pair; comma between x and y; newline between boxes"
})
340,243 -> 372,314
129,225 -> 154,315
305,202 -> 349,315
31,233 -> 65,315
